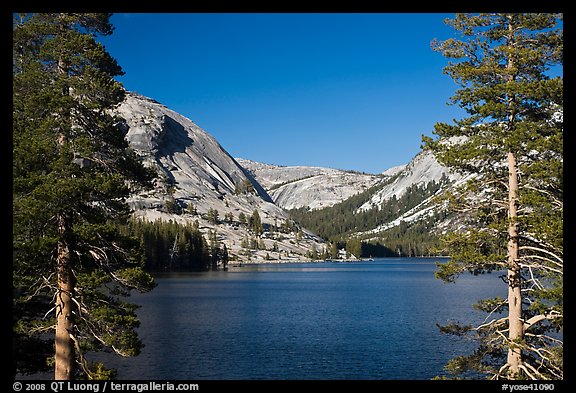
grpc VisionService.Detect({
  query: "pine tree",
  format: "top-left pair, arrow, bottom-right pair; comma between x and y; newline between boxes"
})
238,212 -> 247,226
249,209 -> 263,236
423,13 -> 563,379
13,13 -> 156,379
206,208 -> 219,224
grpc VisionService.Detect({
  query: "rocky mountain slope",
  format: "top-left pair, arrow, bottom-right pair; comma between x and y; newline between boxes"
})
115,92 -> 325,263
240,149 -> 466,248
356,150 -> 469,240
236,159 -> 382,210
114,91 -> 466,262
358,149 -> 463,212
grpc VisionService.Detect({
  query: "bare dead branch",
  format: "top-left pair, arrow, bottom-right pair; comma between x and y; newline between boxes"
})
519,246 -> 563,266
523,311 -> 563,332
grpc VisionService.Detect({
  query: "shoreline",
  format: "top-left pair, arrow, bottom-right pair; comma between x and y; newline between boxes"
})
226,255 -> 450,268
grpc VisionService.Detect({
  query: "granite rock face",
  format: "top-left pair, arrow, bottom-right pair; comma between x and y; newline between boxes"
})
236,159 -> 382,210
114,91 -> 466,261
114,92 -> 325,263
357,149 -> 462,212
239,149 -> 465,239
238,149 -> 461,214
116,92 -> 272,207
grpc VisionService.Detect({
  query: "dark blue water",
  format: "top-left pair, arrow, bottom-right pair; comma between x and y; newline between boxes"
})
105,258 -> 505,380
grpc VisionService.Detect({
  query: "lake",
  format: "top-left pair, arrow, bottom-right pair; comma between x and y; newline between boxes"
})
103,258 -> 505,380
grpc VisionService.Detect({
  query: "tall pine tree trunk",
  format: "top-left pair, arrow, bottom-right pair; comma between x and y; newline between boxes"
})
507,151 -> 523,376
54,213 -> 76,380
505,15 -> 523,377
55,47 -> 76,379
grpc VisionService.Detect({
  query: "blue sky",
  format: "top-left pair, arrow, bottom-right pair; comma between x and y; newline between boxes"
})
99,13 -> 469,174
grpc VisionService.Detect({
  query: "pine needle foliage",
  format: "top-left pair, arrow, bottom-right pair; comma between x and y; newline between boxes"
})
13,13 -> 156,379
423,13 -> 563,380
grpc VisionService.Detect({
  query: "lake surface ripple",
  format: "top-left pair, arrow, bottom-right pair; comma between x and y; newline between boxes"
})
106,258 -> 504,380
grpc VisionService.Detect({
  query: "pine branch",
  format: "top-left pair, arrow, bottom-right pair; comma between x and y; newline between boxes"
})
475,316 -> 508,331
523,311 -> 563,332
519,245 -> 563,266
